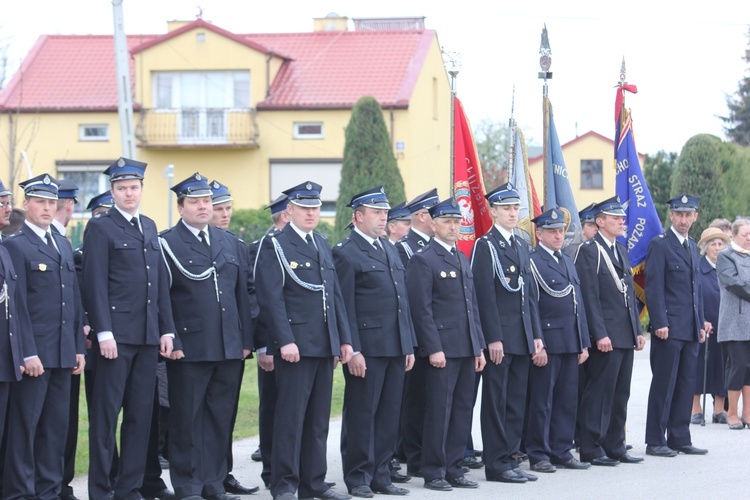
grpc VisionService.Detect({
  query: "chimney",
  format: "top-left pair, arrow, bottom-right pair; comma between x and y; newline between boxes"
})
313,13 -> 349,32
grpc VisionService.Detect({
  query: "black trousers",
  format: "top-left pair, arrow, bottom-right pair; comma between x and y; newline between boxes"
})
225,360 -> 246,477
646,337 -> 699,448
167,360 -> 243,498
481,352 -> 530,475
401,357 -> 428,473
421,357 -> 475,482
578,347 -> 633,462
258,362 -> 278,487
88,344 -> 158,500
271,356 -> 334,499
341,356 -> 406,491
4,368 -> 71,500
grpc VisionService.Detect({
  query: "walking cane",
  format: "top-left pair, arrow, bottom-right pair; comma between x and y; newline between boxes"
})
701,330 -> 710,426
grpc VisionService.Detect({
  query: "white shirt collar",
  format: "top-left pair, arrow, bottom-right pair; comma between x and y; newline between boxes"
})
114,205 -> 140,227
51,219 -> 66,237
181,219 -> 209,244
495,224 -> 514,244
433,237 -> 455,253
354,226 -> 378,246
598,231 -> 617,248
670,226 -> 686,245
411,227 -> 431,242
24,220 -> 52,241
289,221 -> 313,242
537,242 -> 558,259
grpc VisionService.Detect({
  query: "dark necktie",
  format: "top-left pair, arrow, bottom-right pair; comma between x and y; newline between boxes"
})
451,247 -> 462,268
199,230 -> 210,251
45,232 -> 58,254
306,233 -> 315,249
553,250 -> 568,276
508,235 -> 514,248
130,216 -> 140,233
611,244 -> 619,263
373,240 -> 385,258
683,239 -> 689,253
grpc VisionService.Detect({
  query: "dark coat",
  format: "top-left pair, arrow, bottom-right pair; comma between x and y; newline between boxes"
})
82,208 -> 177,347
529,247 -> 591,354
645,229 -> 704,342
405,241 -> 485,358
333,231 -> 416,356
255,224 -> 352,357
575,232 -> 641,348
396,228 -> 429,268
0,246 -> 28,381
159,222 -> 253,361
2,223 -> 84,368
470,226 -> 541,355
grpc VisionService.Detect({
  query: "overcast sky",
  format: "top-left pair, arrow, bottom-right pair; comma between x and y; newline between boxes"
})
3,0 -> 749,155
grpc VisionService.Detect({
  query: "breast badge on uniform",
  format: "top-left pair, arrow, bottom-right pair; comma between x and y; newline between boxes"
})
305,262 -> 311,267
290,261 -> 298,269
449,271 -> 457,278
38,263 -> 47,271
509,265 -> 516,273
440,271 -> 447,278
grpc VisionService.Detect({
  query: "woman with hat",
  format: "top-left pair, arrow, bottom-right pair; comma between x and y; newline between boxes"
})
691,227 -> 730,424
716,218 -> 750,429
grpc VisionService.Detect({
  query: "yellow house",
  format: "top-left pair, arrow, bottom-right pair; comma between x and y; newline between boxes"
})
0,15 -> 452,236
527,130 -> 644,210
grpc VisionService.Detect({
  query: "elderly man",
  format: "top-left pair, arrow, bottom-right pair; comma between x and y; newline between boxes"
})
0,180 -> 13,239
645,194 -> 708,457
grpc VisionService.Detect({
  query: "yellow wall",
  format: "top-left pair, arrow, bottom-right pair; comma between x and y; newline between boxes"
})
528,133 -> 616,210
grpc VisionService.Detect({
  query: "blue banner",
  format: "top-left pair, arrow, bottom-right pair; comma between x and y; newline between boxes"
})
546,99 -> 582,245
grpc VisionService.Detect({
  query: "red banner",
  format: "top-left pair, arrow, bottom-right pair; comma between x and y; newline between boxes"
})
453,96 -> 492,258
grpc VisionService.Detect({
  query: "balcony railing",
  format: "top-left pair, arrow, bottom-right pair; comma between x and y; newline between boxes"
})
136,108 -> 259,148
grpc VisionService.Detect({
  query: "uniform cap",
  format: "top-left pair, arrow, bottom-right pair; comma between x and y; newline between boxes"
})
428,197 -> 462,219
171,172 -> 212,198
666,193 -> 700,212
594,196 -> 626,217
387,201 -> 411,222
86,191 -> 114,212
209,180 -> 233,205
103,157 -> 147,182
19,173 -> 59,200
486,182 -> 520,206
405,188 -> 439,213
532,207 -> 566,229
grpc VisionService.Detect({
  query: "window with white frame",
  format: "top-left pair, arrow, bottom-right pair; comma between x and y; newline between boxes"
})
293,122 -> 324,140
270,161 -> 341,217
56,163 -> 111,218
153,71 -> 250,143
79,124 -> 109,141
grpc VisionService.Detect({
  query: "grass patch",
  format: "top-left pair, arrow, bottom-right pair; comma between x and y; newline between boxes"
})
74,357 -> 346,476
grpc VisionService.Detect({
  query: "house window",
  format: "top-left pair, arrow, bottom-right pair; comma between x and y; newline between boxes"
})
293,122 -> 324,139
270,161 -> 342,217
56,163 -> 111,218
581,159 -> 603,189
79,124 -> 109,141
152,70 -> 251,143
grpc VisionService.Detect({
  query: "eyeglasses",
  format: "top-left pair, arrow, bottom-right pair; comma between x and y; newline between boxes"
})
0,201 -> 12,209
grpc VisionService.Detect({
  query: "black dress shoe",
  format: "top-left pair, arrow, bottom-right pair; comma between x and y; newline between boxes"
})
625,444 -> 633,451
513,468 -> 537,481
515,452 -> 528,462
206,494 -> 241,500
447,476 -> 478,488
349,485 -> 374,498
372,484 -> 408,496
224,475 -> 261,495
646,445 -> 677,457
325,482 -> 337,488
613,453 -> 644,464
406,468 -> 423,478
530,460 -> 556,473
390,470 -> 411,483
712,412 -> 728,424
458,455 -> 484,469
675,445 -> 708,455
389,458 -> 402,471
690,413 -> 703,424
143,488 -> 176,500
315,490 -> 352,500
274,493 -> 296,500
424,478 -> 452,491
552,458 -> 590,470
251,447 -> 262,462
590,456 -> 619,466
486,470 -> 526,484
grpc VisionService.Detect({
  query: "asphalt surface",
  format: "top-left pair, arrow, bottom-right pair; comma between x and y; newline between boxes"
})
70,341 -> 750,499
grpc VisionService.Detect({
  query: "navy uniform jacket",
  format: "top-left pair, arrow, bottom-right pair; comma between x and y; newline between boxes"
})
645,229 -> 704,341
471,226 -> 542,355
575,232 -> 641,348
333,231 -> 416,356
396,229 -> 429,268
3,224 -> 85,368
82,209 -> 177,347
405,241 -> 485,358
159,222 -> 253,361
529,247 -> 591,354
255,224 -> 351,357
0,246 -> 29,381
247,228 -> 281,349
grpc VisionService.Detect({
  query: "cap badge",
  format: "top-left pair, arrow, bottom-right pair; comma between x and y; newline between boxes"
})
380,186 -> 385,194
117,158 -> 125,167
213,181 -> 219,188
306,182 -> 312,190
43,175 -> 51,185
551,210 -> 558,219
196,174 -> 202,181
451,199 -> 458,208
681,195 -> 688,204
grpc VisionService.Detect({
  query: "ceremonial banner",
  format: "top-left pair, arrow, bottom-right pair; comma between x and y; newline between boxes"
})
453,96 -> 492,257
511,127 -> 542,245
546,98 -> 582,245
614,85 -> 663,313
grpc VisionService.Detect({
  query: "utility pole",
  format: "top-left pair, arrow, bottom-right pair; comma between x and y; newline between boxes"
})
112,0 -> 136,159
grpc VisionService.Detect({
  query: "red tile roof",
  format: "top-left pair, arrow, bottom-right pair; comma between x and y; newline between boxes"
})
0,19 -> 436,112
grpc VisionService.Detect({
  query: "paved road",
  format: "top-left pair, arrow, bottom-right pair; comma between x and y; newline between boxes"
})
71,341 -> 750,498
